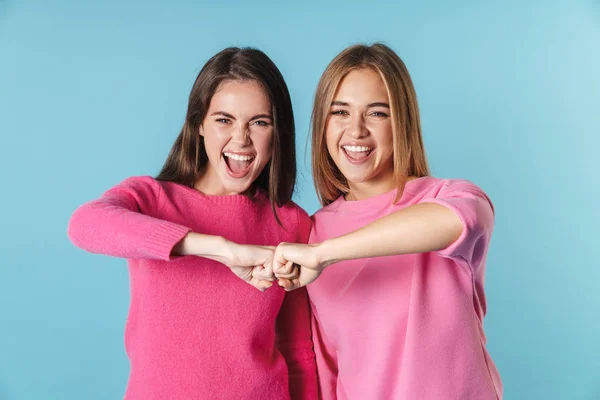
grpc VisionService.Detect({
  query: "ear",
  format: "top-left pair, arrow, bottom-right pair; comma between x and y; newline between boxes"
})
199,125 -> 204,137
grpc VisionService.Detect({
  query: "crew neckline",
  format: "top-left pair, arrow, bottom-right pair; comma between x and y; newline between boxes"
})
330,176 -> 433,214
165,180 -> 267,206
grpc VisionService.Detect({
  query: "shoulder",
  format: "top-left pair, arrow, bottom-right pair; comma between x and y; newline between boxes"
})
138,177 -> 202,204
439,178 -> 487,195
100,176 -> 164,200
413,176 -> 494,215
408,176 -> 489,198
91,176 -> 167,215
116,175 -> 162,191
310,196 -> 344,221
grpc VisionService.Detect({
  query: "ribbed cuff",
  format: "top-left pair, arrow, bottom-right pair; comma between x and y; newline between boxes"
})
143,222 -> 191,261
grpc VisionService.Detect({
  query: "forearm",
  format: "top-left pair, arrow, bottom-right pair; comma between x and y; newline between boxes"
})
172,232 -> 232,261
317,203 -> 463,265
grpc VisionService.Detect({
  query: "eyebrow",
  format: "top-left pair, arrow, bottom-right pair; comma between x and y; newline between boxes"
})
210,111 -> 273,121
211,111 -> 236,119
331,101 -> 349,107
331,101 -> 390,108
249,114 -> 273,121
367,102 -> 390,109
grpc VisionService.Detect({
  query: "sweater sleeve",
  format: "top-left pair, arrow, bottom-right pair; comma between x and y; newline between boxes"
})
67,176 -> 191,261
275,207 -> 318,400
419,179 -> 495,273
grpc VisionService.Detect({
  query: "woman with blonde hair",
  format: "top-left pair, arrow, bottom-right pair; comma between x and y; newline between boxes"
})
273,43 -> 502,399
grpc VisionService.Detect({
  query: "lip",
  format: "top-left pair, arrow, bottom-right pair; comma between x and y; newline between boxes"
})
341,145 -> 375,165
222,152 -> 255,179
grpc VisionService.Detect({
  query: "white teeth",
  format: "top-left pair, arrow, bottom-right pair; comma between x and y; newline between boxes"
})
223,152 -> 254,161
343,145 -> 372,152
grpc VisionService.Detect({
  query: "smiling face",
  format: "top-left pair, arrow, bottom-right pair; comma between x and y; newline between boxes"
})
196,79 -> 274,196
325,68 -> 395,199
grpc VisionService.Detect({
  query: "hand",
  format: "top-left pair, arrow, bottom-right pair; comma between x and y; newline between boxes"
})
222,243 -> 277,292
173,233 -> 282,292
273,242 -> 326,291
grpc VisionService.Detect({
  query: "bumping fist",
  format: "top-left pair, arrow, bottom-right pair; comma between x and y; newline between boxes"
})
272,242 -> 325,291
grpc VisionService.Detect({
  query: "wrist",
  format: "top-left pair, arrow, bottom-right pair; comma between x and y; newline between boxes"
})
315,239 -> 338,269
214,236 -> 236,263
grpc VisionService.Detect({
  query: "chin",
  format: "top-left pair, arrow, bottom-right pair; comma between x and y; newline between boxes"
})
340,171 -> 373,184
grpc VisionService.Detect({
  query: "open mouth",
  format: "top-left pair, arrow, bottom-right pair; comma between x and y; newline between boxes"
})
341,145 -> 374,164
223,151 -> 255,178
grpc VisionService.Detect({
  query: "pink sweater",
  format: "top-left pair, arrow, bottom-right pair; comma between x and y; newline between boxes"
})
68,176 -> 318,400
307,177 -> 502,400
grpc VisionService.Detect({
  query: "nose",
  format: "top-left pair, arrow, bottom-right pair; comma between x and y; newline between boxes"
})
231,125 -> 251,146
347,113 -> 368,139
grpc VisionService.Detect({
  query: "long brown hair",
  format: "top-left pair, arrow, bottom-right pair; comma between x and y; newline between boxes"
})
157,47 -> 296,223
311,43 -> 430,205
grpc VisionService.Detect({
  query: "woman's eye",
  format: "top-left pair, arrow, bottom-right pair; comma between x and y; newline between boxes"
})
331,110 -> 348,115
370,111 -> 389,118
216,118 -> 231,124
253,120 -> 270,127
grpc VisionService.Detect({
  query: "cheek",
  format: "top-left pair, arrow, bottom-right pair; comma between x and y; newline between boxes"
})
201,131 -> 215,153
374,124 -> 394,153
257,131 -> 274,157
201,125 -> 215,143
325,125 -> 339,154
202,134 -> 228,164
327,118 -> 345,133
325,137 -> 337,157
205,127 -> 232,149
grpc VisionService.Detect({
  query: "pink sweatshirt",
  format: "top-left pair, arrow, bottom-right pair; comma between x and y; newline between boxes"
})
307,177 -> 502,400
67,176 -> 318,400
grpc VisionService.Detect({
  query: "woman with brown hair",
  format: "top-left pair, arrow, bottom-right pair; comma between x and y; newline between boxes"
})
273,44 -> 502,399
67,47 -> 317,399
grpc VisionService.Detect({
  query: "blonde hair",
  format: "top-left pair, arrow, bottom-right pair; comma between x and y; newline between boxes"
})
311,43 -> 430,205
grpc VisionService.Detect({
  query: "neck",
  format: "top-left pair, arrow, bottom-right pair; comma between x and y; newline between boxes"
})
345,175 -> 417,201
194,168 -> 225,195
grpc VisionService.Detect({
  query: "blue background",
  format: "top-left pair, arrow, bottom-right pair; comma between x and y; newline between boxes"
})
1,1 -> 598,399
